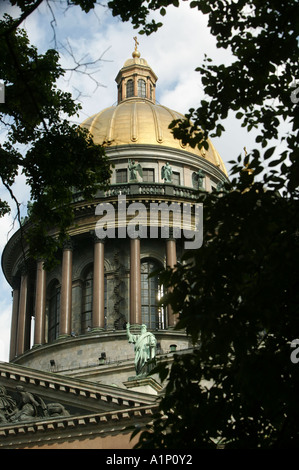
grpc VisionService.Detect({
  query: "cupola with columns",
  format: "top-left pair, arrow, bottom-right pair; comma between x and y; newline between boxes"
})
115,36 -> 158,104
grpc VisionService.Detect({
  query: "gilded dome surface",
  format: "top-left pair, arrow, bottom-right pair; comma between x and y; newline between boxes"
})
81,99 -> 228,176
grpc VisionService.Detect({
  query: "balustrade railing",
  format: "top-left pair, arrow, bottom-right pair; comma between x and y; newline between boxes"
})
73,182 -> 199,202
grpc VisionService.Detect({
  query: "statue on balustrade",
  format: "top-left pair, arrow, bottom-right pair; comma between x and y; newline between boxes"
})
161,162 -> 172,183
128,159 -> 143,182
126,323 -> 157,376
192,169 -> 205,190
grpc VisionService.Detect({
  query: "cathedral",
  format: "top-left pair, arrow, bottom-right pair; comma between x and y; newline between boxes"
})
0,42 -> 228,449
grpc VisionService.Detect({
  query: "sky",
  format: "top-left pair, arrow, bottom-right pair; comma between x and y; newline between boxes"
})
0,0 -> 260,362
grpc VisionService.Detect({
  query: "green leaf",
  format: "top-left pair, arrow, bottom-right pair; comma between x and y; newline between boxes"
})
268,159 -> 283,167
264,147 -> 276,160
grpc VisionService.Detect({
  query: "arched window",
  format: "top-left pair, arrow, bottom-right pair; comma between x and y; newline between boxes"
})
138,79 -> 146,98
81,267 -> 108,333
141,259 -> 164,329
48,281 -> 60,342
82,268 -> 93,333
126,79 -> 134,98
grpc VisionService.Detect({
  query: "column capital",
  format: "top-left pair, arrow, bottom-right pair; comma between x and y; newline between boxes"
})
62,238 -> 74,251
90,230 -> 106,244
166,227 -> 178,241
11,275 -> 20,290
36,258 -> 46,271
19,263 -> 28,276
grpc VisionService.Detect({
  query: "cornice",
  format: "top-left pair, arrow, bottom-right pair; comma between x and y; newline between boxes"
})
0,404 -> 157,447
0,361 -> 157,407
0,361 -> 158,447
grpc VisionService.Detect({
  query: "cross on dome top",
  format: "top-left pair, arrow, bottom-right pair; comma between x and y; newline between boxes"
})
132,36 -> 141,58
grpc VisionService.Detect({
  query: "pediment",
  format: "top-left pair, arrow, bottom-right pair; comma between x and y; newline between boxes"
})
0,362 -> 158,448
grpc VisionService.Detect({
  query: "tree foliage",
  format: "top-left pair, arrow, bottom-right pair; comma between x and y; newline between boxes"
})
0,2 -> 111,268
135,158 -> 299,448
106,0 -> 299,448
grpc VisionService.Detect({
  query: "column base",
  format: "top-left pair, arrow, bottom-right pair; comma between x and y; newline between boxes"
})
127,324 -> 144,333
57,334 -> 71,340
91,327 -> 105,333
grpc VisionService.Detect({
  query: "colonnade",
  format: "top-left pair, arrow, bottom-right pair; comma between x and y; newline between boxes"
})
9,237 -> 177,361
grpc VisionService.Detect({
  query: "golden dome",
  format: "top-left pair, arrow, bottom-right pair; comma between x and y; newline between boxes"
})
81,99 -> 228,176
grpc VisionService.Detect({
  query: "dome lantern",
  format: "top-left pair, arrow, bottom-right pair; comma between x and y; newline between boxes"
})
115,37 -> 158,104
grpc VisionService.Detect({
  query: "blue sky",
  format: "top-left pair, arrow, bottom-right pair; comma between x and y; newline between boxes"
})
0,1 -> 260,361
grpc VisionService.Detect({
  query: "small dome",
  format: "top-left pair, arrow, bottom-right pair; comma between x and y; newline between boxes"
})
81,99 -> 228,176
122,56 -> 149,68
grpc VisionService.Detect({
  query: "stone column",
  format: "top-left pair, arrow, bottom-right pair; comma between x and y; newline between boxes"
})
130,238 -> 141,325
59,240 -> 73,337
166,238 -> 177,327
146,77 -> 150,100
9,280 -> 19,361
16,268 -> 28,356
133,73 -> 138,97
121,79 -> 125,103
33,259 -> 46,346
93,238 -> 105,330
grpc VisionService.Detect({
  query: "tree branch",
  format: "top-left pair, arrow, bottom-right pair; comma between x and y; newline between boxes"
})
61,39 -> 112,92
1,0 -> 44,37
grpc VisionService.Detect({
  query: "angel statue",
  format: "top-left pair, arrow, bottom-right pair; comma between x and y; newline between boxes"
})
192,169 -> 205,190
128,159 -> 143,182
161,162 -> 172,183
